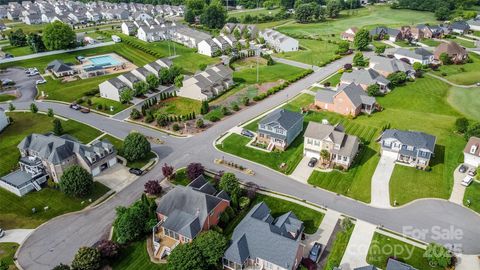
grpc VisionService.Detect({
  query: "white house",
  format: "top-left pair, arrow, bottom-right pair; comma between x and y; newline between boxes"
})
260,29 -> 299,53
0,108 -> 10,132
131,67 -> 155,81
86,10 -> 101,22
178,64 -> 233,101
197,39 -> 220,57
121,22 -> 137,36
467,16 -> 480,31
393,48 -> 434,65
144,58 -> 172,74
118,71 -> 142,89
99,77 -> 131,102
464,137 -> 480,168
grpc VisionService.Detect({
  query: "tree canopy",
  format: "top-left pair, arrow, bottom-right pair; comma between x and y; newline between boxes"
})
201,0 -> 227,29
114,195 -> 157,244
353,28 -> 370,51
59,165 -> 94,197
42,21 -> 77,50
122,132 -> 151,162
71,247 -> 101,270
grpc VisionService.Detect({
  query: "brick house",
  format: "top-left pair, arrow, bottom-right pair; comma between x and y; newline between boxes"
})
314,83 -> 376,117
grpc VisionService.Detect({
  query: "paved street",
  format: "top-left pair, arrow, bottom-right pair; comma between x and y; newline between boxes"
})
3,51 -> 480,269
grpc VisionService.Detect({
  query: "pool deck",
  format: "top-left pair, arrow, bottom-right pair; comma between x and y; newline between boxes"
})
75,53 -> 137,79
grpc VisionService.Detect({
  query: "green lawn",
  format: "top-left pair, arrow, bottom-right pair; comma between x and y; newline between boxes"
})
228,8 -> 281,19
448,87 -> 480,120
169,168 -> 191,186
0,112 -> 102,176
322,221 -> 355,270
394,40 -> 416,47
0,43 -> 155,70
37,75 -> 130,115
432,53 -> 480,85
274,39 -> 340,66
110,240 -> 167,270
0,94 -> 16,102
445,38 -> 475,48
463,182 -> 480,214
153,97 -> 201,116
100,134 -> 156,169
0,242 -> 19,269
320,72 -> 342,87
2,45 -> 32,56
233,60 -> 305,84
366,233 -> 439,270
224,193 -> 324,237
419,38 -> 441,47
4,22 -> 46,33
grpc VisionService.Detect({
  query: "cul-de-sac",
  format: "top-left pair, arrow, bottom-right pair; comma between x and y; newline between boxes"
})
1,0 -> 480,269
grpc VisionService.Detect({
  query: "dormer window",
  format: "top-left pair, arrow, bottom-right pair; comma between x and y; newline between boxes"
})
471,145 -> 478,154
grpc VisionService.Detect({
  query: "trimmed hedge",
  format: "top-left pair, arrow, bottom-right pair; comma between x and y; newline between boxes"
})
252,69 -> 313,102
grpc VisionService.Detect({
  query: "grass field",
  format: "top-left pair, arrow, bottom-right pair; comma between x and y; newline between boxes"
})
445,38 -> 476,48
0,112 -> 103,177
153,97 -> 202,116
2,45 -> 32,56
274,39 -> 340,66
448,87 -> 480,120
366,233 -> 439,270
4,22 -> 46,33
0,94 -> 16,102
110,240 -> 167,270
463,182 -> 480,214
432,53 -> 480,85
320,72 -> 342,87
228,8 -> 281,19
322,221 -> 355,270
37,75 -> 130,114
419,38 -> 441,47
233,59 -> 305,84
0,242 -> 19,270
100,134 -> 156,169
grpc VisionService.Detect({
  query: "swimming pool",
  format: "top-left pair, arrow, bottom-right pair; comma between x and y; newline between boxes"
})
88,55 -> 121,67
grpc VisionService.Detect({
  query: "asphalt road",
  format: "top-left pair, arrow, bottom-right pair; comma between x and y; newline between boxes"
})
3,52 -> 480,269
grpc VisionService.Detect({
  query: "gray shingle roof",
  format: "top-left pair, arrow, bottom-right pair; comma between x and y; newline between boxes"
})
338,83 -> 376,107
354,266 -> 378,270
395,48 -> 433,61
381,129 -> 436,153
46,60 -> 73,73
259,109 -> 303,131
224,202 -> 304,268
386,258 -> 418,270
369,56 -> 414,74
341,69 -> 390,86
304,122 -> 360,158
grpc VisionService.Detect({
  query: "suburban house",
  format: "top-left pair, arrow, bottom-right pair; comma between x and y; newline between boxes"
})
341,27 -> 358,42
45,60 -> 75,77
393,48 -> 434,65
370,26 -> 402,42
121,21 -> 137,35
197,38 -> 220,57
314,83 -> 377,116
368,55 -> 414,77
0,133 -> 117,196
153,175 -> 230,258
386,258 -> 418,270
379,129 -> 436,170
304,121 -> 360,169
172,26 -> 211,48
260,29 -> 299,52
467,15 -> 480,31
118,71 -> 142,89
257,109 -> 304,151
464,137 -> 480,168
131,67 -> 155,81
416,24 -> 447,39
99,77 -> 131,102
223,202 -> 304,270
0,108 -> 9,132
177,64 -> 233,101
144,58 -> 172,74
434,41 -> 468,63
450,20 -> 470,35
339,69 -> 390,92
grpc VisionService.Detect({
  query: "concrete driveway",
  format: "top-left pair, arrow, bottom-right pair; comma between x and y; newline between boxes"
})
94,164 -> 137,192
0,229 -> 34,244
339,220 -> 376,270
370,155 -> 396,208
450,164 -> 469,205
290,156 -> 315,183
0,68 -> 41,102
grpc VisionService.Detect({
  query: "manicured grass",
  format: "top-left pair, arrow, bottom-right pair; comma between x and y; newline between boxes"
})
0,242 -> 19,269
153,97 -> 201,116
4,22 -> 46,33
228,8 -> 281,19
233,61 -> 305,84
110,240 -> 167,270
256,19 -> 293,30
320,72 -> 342,87
432,53 -> 480,85
169,168 -> 191,186
0,112 -> 103,176
366,233 -> 439,270
448,87 -> 480,120
2,45 -> 32,56
0,181 -> 110,229
0,94 -> 16,102
445,38 -> 475,48
0,43 -> 154,70
274,39 -> 340,66
100,134 -> 156,169
224,193 -> 324,237
322,222 -> 355,270
463,182 -> 480,214
394,40 -> 416,47
419,38 -> 441,47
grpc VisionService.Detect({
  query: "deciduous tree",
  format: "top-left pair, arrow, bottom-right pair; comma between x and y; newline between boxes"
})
353,28 -> 370,51
187,162 -> 204,181
71,247 -> 101,270
42,21 -> 76,50
59,165 -> 93,197
123,132 -> 151,161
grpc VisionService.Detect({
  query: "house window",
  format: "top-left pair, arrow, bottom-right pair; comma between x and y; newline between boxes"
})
407,145 -> 414,151
307,139 -> 313,144
314,140 -> 320,146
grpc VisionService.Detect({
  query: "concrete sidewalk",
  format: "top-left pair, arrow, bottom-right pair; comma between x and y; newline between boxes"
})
272,57 -> 319,71
339,220 -> 376,270
0,229 -> 34,244
370,155 -> 396,208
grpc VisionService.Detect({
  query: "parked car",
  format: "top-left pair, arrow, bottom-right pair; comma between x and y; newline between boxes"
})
80,108 -> 90,114
309,242 -> 323,263
35,79 -> 47,85
462,176 -> 473,187
458,164 -> 468,173
241,129 -> 254,138
468,169 -> 477,177
308,157 -> 318,167
129,168 -> 143,176
0,228 -> 5,238
69,103 -> 81,110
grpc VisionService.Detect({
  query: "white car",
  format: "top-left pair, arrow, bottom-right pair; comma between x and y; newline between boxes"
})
0,228 -> 5,238
462,176 -> 473,187
35,79 -> 47,85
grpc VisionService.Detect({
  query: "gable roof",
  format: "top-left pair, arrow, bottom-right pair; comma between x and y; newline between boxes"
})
341,69 -> 390,86
381,129 -> 436,153
395,48 -> 433,60
464,136 -> 480,157
386,258 -> 418,270
224,202 -> 304,268
46,59 -> 73,73
434,41 -> 467,57
369,55 -> 414,74
259,109 -> 303,131
304,121 -> 360,158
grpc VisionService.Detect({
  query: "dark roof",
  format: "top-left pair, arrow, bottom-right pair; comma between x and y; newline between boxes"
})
395,48 -> 433,60
108,77 -> 128,90
354,266 -> 378,270
450,20 -> 470,31
46,60 -> 73,73
224,202 -> 304,268
259,109 -> 303,131
381,129 -> 436,153
341,69 -> 390,86
386,258 -> 418,270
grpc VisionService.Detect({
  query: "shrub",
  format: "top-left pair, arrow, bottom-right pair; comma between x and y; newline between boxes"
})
172,123 -> 180,131
455,117 -> 469,133
209,115 -> 220,122
30,103 -> 38,113
59,165 -> 93,197
232,104 -> 240,111
196,118 -> 204,128
130,108 -> 141,119
47,108 -> 54,117
97,239 -> 120,259
239,196 -> 250,209
187,163 -> 204,181
123,132 -> 151,162
144,180 -> 162,195
71,247 -> 101,270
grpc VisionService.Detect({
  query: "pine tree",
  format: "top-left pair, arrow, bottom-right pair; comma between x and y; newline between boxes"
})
53,119 -> 63,136
192,111 -> 196,119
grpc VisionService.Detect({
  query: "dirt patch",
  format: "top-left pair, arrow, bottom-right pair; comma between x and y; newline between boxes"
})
257,79 -> 285,93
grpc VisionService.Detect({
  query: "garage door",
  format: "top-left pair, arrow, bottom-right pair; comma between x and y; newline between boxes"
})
92,167 -> 101,176
305,149 -> 319,159
382,149 -> 398,159
108,158 -> 117,167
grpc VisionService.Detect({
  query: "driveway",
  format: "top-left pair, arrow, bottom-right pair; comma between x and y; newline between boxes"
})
0,68 -> 41,102
450,164 -> 469,205
94,164 -> 137,192
0,229 -> 34,244
302,210 -> 341,257
370,155 -> 396,208
339,220 -> 376,270
290,156 -> 315,183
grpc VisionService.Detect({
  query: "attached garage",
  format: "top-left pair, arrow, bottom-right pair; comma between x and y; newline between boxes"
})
304,149 -> 320,159
381,149 -> 398,159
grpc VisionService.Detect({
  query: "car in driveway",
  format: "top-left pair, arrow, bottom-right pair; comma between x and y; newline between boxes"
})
0,228 -> 5,238
129,168 -> 143,176
462,176 -> 474,187
70,103 -> 81,110
309,242 -> 323,263
35,79 -> 47,85
241,129 -> 255,138
459,164 -> 468,173
308,157 -> 318,167
468,169 -> 477,177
